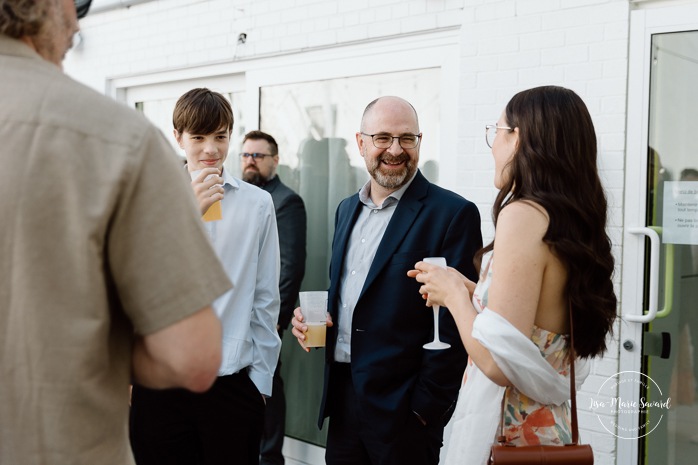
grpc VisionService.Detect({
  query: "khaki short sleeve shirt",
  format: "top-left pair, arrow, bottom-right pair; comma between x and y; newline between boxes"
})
0,36 -> 231,465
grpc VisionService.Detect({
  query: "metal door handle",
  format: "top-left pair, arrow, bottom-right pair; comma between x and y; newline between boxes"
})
624,227 -> 660,323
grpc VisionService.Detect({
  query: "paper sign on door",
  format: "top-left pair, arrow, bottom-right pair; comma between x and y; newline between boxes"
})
663,181 -> 698,245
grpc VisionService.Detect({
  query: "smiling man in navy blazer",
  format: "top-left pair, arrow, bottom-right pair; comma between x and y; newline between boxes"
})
292,96 -> 482,465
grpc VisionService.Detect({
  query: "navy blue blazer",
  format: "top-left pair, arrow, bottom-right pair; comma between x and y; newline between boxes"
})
319,170 -> 482,442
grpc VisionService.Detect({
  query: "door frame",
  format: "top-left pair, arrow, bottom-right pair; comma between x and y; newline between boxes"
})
621,2 -> 698,464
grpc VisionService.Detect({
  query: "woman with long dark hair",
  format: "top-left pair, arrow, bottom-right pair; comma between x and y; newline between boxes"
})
409,86 -> 617,464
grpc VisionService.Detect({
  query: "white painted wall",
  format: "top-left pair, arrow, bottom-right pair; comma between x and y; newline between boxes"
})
65,0 -> 467,91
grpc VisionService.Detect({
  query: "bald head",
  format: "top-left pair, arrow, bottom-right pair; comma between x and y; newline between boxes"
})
360,96 -> 419,133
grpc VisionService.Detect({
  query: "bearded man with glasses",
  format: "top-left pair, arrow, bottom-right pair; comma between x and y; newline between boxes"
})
291,96 -> 483,465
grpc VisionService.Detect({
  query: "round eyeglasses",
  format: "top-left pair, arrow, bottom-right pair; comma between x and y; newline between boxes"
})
361,132 -> 422,149
485,124 -> 514,148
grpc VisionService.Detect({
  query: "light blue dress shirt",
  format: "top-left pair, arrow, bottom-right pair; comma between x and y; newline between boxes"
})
334,174 -> 416,363
200,167 -> 281,397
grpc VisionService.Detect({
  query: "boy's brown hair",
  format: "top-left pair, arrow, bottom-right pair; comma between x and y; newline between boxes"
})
173,88 -> 233,135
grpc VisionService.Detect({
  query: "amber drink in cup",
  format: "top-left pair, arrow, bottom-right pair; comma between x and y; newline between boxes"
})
189,169 -> 222,222
299,291 -> 328,347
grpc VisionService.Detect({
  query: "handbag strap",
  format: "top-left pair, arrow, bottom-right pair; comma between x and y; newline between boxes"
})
567,300 -> 580,445
496,300 -> 580,446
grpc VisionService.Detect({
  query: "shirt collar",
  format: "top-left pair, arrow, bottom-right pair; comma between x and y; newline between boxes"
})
0,35 -> 42,61
220,166 -> 240,190
358,171 -> 417,209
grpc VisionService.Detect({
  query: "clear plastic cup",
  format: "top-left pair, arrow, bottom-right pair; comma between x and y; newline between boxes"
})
299,291 -> 328,347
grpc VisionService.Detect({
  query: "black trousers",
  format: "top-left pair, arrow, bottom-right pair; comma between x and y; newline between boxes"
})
325,363 -> 443,465
259,361 -> 285,465
130,372 -> 265,465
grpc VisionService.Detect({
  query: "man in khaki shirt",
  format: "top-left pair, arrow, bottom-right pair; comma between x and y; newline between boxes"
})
0,1 -> 231,464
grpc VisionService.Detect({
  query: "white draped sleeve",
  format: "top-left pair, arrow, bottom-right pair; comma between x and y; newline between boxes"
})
472,308 -> 589,405
445,307 -> 590,465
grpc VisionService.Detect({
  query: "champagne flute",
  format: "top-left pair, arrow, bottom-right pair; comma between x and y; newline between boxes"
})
422,257 -> 451,350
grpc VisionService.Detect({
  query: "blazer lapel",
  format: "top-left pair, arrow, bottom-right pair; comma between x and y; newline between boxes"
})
329,195 -> 362,305
359,171 -> 428,297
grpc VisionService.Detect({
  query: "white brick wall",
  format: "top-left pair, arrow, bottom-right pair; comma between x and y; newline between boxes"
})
65,0 -> 467,89
457,2 -> 630,464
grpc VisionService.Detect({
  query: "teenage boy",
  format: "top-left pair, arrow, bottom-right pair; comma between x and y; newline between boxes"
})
130,88 -> 282,465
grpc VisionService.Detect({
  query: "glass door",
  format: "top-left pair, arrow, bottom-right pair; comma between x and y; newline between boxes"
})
642,30 -> 698,465
623,7 -> 698,464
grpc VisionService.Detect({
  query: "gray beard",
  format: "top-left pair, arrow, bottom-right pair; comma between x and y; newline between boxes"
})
372,166 -> 412,190
367,154 -> 416,190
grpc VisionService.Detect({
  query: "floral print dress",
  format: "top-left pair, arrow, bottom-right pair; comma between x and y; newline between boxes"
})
469,252 -> 573,446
